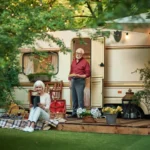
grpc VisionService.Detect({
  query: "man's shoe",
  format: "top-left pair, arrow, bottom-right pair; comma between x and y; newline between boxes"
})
67,114 -> 77,118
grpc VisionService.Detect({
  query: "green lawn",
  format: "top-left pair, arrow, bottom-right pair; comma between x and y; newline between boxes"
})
0,128 -> 150,150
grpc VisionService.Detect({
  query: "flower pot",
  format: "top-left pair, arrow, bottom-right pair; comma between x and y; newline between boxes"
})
82,116 -> 96,123
105,113 -> 118,125
28,74 -> 51,82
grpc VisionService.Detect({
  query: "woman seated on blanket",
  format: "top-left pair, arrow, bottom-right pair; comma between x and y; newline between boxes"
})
23,80 -> 51,132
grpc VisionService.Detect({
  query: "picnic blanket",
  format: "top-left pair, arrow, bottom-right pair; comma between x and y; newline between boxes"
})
0,118 -> 65,131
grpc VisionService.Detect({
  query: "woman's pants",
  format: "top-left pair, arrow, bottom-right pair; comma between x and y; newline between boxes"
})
28,107 -> 50,123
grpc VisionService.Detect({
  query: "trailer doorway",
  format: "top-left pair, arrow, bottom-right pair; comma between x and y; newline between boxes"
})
71,37 -> 105,109
72,38 -> 91,108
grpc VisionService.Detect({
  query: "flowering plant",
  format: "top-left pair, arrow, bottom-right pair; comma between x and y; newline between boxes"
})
77,108 -> 101,118
102,106 -> 122,114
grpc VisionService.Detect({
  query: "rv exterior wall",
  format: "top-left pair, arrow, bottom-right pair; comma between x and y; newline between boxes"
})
14,29 -> 150,114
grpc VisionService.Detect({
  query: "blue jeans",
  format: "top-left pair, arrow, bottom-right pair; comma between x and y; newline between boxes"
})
71,78 -> 85,115
28,107 -> 50,123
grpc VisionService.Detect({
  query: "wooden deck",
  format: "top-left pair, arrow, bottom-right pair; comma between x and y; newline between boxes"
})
56,118 -> 150,135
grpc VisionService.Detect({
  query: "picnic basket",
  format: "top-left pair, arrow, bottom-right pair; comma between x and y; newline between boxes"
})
8,103 -> 26,118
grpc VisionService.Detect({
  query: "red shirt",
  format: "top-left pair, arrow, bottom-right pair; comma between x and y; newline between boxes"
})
69,58 -> 90,80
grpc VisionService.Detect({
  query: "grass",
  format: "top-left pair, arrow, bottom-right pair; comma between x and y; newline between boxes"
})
0,128 -> 150,150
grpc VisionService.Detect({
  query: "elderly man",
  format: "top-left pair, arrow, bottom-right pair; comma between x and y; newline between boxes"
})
68,48 -> 91,118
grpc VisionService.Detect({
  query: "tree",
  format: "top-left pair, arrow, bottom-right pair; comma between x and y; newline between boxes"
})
0,0 -> 149,107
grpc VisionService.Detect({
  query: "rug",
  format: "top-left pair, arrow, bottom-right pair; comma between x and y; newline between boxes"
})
0,118 -> 63,131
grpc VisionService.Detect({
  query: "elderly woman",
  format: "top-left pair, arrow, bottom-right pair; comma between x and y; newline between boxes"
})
23,80 -> 51,132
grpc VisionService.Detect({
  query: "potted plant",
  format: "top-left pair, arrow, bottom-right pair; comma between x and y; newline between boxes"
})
132,61 -> 150,113
77,108 -> 101,123
27,59 -> 55,82
102,106 -> 122,125
25,52 -> 55,82
27,72 -> 54,82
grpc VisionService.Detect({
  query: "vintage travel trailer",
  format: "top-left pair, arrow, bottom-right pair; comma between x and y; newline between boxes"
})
14,13 -> 150,117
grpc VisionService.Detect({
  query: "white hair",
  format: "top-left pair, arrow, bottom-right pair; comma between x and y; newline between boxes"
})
33,80 -> 45,90
76,48 -> 84,54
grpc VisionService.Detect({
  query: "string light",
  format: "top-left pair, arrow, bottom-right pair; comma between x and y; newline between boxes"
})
125,32 -> 129,39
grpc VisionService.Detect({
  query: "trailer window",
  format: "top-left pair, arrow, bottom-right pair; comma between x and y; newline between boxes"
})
22,52 -> 58,75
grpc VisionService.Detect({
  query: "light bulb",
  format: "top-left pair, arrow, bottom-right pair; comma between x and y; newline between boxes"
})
125,32 -> 129,39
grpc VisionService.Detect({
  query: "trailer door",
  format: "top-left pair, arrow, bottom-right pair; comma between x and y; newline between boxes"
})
71,37 -> 105,109
71,38 -> 91,108
91,37 -> 105,108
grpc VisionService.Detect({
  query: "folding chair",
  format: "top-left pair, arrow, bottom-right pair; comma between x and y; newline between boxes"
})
49,81 -> 63,100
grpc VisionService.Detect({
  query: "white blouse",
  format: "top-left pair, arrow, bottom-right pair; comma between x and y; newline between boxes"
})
40,93 -> 51,111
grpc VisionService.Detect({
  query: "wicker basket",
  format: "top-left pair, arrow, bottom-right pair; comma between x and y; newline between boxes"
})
50,100 -> 66,119
8,105 -> 26,118
50,113 -> 66,119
